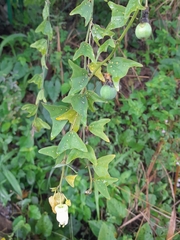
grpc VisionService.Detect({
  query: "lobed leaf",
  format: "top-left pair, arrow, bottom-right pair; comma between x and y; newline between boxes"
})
88,62 -> 105,82
35,20 -> 53,40
94,179 -> 110,199
66,145 -> 97,165
65,175 -> 78,188
71,94 -> 88,126
92,24 -> 114,44
38,146 -> 59,159
107,57 -> 143,90
22,104 -> 38,117
36,89 -> 47,104
57,131 -> 87,155
68,60 -> 89,95
89,118 -> 110,142
73,42 -> 95,62
70,0 -> 93,26
107,2 -> 127,30
125,0 -> 145,17
93,154 -> 115,177
33,117 -> 50,132
28,74 -> 43,89
56,108 -> 81,132
43,104 -> 68,139
42,1 -> 49,20
97,39 -> 115,59
30,39 -> 47,55
86,90 -> 106,112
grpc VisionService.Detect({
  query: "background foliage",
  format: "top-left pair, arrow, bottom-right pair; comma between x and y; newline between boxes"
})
0,0 -> 180,239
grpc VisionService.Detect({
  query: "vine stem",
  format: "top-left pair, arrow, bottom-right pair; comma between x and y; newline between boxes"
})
84,0 -> 94,70
88,9 -> 140,82
59,166 -> 65,193
145,0 -> 148,8
87,164 -> 93,193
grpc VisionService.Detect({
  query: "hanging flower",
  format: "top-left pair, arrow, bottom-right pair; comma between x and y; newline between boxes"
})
55,204 -> 69,227
48,192 -> 65,213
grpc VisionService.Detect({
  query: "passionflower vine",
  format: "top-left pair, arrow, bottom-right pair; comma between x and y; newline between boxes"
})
55,204 -> 69,227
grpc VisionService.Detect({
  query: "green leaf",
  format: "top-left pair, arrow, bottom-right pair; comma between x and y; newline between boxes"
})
95,176 -> 118,186
73,42 -> 95,62
67,145 -> 97,165
107,57 -> 143,90
45,79 -> 60,103
86,90 -> 106,112
88,62 -> 105,82
119,170 -> 132,184
13,219 -> 31,239
61,82 -> 71,95
92,24 -> 114,44
107,2 -> 127,30
107,198 -> 127,224
94,179 -> 110,199
0,33 -> 26,57
70,0 -> 93,26
68,60 -> 89,95
30,39 -> 47,55
125,0 -> 145,18
89,220 -> 103,238
56,108 -> 81,132
35,20 -> 53,40
57,131 -> 87,155
121,186 -> 131,204
62,94 -> 88,126
42,1 -> 49,20
1,122 -> 11,132
0,57 -> 13,76
22,104 -> 38,117
28,74 -> 43,89
36,89 -> 47,104
98,222 -> 117,240
35,213 -> 53,237
33,117 -> 50,132
43,104 -> 68,140
137,223 -> 153,240
0,185 -> 11,205
2,165 -> 22,198
41,55 -> 48,68
39,146 -> 59,159
27,170 -> 36,185
89,118 -> 110,142
93,154 -> 115,177
28,205 -> 41,220
71,94 -> 88,126
97,39 -> 115,59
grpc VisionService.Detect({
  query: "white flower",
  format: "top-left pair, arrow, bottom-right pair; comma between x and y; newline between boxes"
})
55,204 -> 69,227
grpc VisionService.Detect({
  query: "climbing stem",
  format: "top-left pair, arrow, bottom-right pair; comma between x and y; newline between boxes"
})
88,9 -> 140,82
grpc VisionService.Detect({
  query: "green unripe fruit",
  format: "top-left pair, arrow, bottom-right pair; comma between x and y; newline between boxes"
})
100,85 -> 117,100
135,22 -> 152,39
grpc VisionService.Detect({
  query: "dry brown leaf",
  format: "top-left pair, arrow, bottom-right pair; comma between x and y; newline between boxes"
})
166,207 -> 176,240
48,192 -> 65,213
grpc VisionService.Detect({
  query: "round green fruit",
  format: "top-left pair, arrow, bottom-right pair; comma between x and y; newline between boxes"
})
135,22 -> 152,39
100,85 -> 117,100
